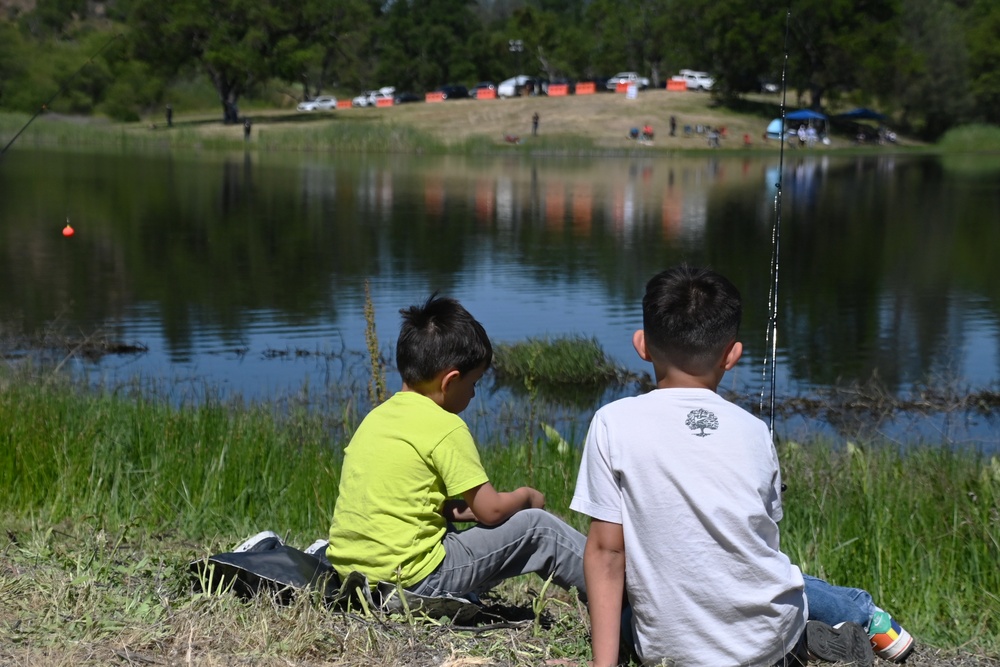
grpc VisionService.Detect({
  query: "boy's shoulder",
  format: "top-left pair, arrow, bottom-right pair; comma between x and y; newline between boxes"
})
595,388 -> 765,431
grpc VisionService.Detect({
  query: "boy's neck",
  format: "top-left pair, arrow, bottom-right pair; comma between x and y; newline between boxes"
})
653,365 -> 723,392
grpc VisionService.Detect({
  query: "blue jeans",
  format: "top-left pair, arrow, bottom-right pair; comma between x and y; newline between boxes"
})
804,573 -> 876,630
407,508 -> 588,602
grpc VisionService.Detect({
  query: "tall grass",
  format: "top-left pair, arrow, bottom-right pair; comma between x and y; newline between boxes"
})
2,369 -> 999,655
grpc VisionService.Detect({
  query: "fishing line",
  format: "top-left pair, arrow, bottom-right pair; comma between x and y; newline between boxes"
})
760,8 -> 792,435
0,32 -> 122,158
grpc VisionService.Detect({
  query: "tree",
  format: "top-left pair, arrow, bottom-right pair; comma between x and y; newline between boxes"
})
123,0 -> 357,122
967,0 -> 1000,124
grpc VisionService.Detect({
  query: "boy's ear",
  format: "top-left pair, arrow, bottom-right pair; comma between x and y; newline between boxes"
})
722,341 -> 743,370
439,368 -> 462,393
632,329 -> 653,361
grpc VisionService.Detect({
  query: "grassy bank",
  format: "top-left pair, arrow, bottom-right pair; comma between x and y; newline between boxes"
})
1,90 -> 952,157
2,369 -> 999,665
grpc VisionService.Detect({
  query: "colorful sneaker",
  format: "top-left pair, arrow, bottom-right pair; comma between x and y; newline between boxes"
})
867,608 -> 915,663
233,530 -> 283,552
806,621 -> 873,666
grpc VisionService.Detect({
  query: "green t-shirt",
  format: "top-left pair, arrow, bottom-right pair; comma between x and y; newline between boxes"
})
327,391 -> 490,586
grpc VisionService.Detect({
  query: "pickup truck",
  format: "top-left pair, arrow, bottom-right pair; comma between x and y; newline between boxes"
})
678,69 -> 714,91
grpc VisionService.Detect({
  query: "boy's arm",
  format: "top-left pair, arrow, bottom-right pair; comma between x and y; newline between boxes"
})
461,482 -> 545,526
585,518 -> 626,667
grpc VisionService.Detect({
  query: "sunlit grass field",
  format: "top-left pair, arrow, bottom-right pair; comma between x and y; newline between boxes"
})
2,359 -> 998,665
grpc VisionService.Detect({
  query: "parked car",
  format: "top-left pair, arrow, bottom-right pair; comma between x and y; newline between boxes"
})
497,75 -> 544,98
679,69 -> 714,91
605,72 -> 650,90
393,91 -> 422,104
352,90 -> 375,107
297,95 -> 337,112
434,84 -> 469,100
353,86 -> 396,107
470,81 -> 496,98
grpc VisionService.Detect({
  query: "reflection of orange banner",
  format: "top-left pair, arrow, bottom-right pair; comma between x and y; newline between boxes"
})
576,82 -> 596,95
425,178 -> 444,216
425,92 -> 445,103
571,185 -> 593,233
376,97 -> 394,107
545,183 -> 566,228
548,84 -> 569,97
667,79 -> 687,91
477,89 -> 496,100
336,100 -> 352,109
475,180 -> 495,222
662,188 -> 682,238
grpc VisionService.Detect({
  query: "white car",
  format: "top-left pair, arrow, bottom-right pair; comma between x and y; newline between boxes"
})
353,86 -> 396,107
606,72 -> 650,90
297,95 -> 337,111
679,69 -> 714,91
497,75 -> 544,98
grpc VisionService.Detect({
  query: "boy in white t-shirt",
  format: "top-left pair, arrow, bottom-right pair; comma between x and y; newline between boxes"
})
571,266 -> 914,666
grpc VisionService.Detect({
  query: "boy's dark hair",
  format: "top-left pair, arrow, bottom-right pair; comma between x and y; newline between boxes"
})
642,266 -> 742,374
396,294 -> 493,386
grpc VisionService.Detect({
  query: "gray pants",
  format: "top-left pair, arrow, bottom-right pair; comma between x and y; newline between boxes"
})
408,509 -> 587,602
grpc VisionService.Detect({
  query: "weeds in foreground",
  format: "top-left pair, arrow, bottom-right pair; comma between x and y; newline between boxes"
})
364,280 -> 388,406
2,370 -> 999,663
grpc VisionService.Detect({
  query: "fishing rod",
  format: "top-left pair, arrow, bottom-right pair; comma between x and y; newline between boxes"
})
760,8 -> 792,436
0,32 -> 122,159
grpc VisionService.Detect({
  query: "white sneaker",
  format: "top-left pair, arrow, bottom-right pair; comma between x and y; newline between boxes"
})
304,539 -> 329,557
234,530 -> 283,552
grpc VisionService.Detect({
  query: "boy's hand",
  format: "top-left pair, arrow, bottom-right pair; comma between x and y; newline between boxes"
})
524,487 -> 546,509
441,499 -> 478,522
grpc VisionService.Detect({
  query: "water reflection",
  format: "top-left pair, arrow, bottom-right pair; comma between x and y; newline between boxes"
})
2,148 -> 1000,448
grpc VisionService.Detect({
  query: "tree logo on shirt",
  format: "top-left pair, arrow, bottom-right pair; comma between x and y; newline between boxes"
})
685,408 -> 719,437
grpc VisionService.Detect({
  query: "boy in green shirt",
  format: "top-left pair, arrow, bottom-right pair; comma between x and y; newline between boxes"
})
326,294 -> 587,600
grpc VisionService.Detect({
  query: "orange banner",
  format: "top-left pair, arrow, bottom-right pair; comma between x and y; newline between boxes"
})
477,89 -> 496,100
336,100 -> 352,109
425,92 -> 445,103
666,79 -> 687,91
376,97 -> 394,107
576,82 -> 596,95
548,83 -> 569,97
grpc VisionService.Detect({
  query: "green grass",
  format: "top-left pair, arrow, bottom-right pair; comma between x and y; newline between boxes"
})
2,368 -> 999,663
492,336 -> 642,388
937,124 -> 1000,153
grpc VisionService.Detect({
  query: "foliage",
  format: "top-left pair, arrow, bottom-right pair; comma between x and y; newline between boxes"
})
2,0 -> 1000,138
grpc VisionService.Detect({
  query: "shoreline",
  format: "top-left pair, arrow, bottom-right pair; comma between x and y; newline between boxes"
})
2,90 -> 939,157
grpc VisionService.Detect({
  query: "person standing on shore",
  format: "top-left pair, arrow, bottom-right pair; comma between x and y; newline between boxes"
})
532,112 -> 539,136
166,104 -> 173,128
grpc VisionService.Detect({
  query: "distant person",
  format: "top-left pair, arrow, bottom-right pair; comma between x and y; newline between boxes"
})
641,124 -> 654,141
572,265 -> 916,667
669,115 -> 677,136
707,127 -> 720,147
326,295 -> 587,605
166,104 -> 173,128
628,127 -> 640,140
532,112 -> 539,136
243,118 -> 252,141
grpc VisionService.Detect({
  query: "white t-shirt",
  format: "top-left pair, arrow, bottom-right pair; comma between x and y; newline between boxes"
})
571,388 -> 806,666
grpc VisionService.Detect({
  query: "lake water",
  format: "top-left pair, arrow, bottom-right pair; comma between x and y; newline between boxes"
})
3,147 -> 1000,450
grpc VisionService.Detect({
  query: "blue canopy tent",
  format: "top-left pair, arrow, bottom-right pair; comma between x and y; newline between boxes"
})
835,107 -> 887,121
765,110 -> 828,139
